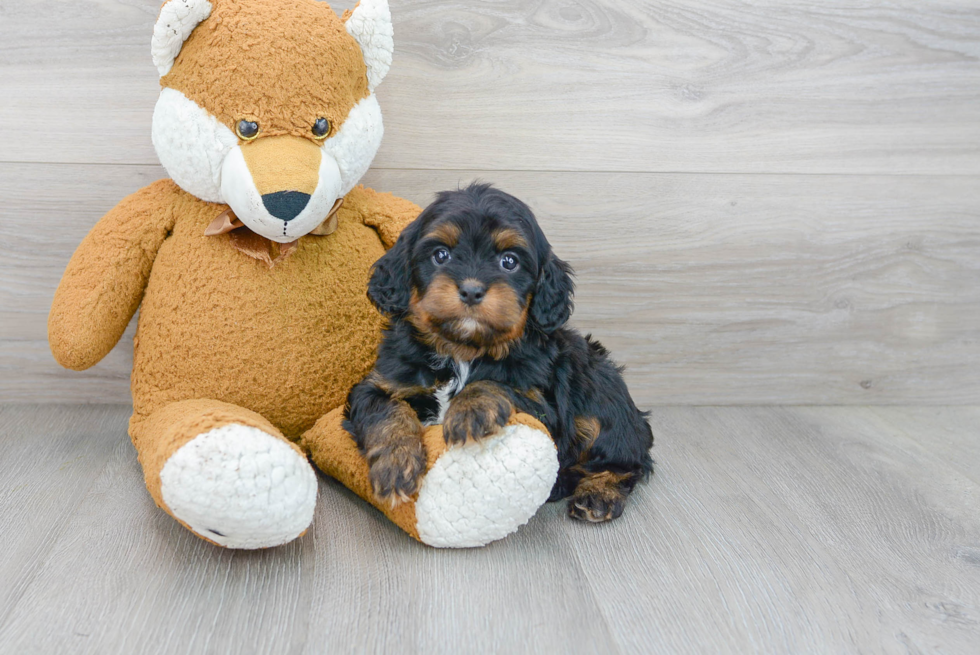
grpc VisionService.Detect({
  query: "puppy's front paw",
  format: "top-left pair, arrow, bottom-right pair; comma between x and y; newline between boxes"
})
368,441 -> 427,507
567,471 -> 632,523
443,386 -> 512,445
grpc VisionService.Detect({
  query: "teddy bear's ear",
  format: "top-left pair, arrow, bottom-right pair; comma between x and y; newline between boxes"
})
151,0 -> 213,77
344,0 -> 394,92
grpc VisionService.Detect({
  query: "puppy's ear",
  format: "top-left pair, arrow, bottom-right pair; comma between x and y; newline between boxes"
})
529,252 -> 574,333
368,222 -> 420,316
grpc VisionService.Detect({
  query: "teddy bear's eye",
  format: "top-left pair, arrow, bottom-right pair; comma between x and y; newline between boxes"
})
312,118 -> 331,139
236,120 -> 259,141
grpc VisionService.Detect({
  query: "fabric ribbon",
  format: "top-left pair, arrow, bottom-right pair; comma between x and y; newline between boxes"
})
204,197 -> 345,268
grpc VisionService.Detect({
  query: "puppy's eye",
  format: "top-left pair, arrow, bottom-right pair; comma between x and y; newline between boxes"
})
432,247 -> 452,266
236,120 -> 259,141
500,252 -> 519,272
312,117 -> 331,139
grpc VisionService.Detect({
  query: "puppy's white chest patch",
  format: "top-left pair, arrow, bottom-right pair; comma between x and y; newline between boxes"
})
431,360 -> 471,426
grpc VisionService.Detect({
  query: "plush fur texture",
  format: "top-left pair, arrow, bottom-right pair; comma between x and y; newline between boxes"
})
152,0 -> 214,77
303,407 -> 557,547
152,0 -> 387,241
160,423 -> 318,549
160,0 -> 369,138
49,0 -> 559,549
345,184 -> 654,522
343,0 -> 394,92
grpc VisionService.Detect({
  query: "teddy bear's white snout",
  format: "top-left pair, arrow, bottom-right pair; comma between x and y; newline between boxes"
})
220,143 -> 344,243
152,89 -> 386,239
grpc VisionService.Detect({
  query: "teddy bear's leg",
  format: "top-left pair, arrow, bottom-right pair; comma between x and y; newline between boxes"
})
302,407 -> 559,548
130,399 -> 317,549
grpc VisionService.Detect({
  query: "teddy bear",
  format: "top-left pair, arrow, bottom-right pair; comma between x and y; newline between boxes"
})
48,0 -> 558,549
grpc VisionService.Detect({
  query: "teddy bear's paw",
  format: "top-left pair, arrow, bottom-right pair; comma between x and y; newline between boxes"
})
159,424 -> 317,549
415,423 -> 559,548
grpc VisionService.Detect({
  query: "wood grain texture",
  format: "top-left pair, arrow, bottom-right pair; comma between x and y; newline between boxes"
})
865,406 -> 980,487
1,0 -> 979,173
4,164 -> 978,404
300,479 -> 617,654
2,0 -> 979,403
1,404 -> 978,654
577,405 -> 980,653
0,405 -> 125,629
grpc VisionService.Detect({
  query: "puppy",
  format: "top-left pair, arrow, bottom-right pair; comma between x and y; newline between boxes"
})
344,183 -> 653,522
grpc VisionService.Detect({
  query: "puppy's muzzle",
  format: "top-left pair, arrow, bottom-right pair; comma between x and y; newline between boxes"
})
458,279 -> 487,306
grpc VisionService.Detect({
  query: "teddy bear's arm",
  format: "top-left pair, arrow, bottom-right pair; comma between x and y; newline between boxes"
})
48,180 -> 180,371
347,185 -> 422,249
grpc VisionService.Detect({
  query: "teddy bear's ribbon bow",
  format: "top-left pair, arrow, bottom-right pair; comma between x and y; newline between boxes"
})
204,198 -> 345,268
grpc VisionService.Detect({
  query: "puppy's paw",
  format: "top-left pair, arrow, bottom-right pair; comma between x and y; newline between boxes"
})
567,471 -> 632,523
568,491 -> 626,523
368,441 -> 427,507
443,388 -> 512,445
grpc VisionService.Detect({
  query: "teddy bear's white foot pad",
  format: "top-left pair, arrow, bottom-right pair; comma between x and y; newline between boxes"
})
160,424 -> 317,549
415,424 -> 559,548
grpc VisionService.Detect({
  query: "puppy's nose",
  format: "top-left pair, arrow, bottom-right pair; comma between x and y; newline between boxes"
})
458,280 -> 487,306
262,191 -> 311,222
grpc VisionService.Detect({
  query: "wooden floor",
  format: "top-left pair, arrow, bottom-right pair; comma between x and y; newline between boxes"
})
1,404 -> 978,654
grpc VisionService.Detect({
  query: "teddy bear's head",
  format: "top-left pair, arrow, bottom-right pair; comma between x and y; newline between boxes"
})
150,0 -> 392,242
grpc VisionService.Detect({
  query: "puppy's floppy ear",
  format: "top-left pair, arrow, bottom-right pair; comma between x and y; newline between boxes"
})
529,252 -> 575,333
367,221 -> 420,316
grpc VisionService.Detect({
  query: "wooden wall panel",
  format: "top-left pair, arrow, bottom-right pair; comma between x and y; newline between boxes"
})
4,164 -> 977,404
0,0 -> 978,173
1,0 -> 978,403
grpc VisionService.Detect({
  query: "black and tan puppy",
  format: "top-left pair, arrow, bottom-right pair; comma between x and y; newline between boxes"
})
344,183 -> 654,522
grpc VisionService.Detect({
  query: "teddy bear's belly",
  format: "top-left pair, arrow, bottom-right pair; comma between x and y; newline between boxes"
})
130,222 -> 387,438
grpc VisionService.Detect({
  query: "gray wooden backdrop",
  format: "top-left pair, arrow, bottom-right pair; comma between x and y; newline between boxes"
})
2,0 -> 979,405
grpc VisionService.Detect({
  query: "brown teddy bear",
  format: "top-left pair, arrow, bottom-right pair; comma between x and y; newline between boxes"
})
48,0 -> 557,549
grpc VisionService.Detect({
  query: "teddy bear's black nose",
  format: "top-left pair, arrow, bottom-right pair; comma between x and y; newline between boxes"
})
262,191 -> 311,222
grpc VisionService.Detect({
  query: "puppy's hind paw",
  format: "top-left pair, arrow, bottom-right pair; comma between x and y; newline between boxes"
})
567,493 -> 626,523
567,471 -> 632,523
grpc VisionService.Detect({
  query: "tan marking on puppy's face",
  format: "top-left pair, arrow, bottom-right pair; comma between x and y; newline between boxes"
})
162,0 -> 369,140
409,274 -> 464,328
481,285 -> 528,336
491,227 -> 529,251
408,274 -> 529,360
423,222 -> 461,248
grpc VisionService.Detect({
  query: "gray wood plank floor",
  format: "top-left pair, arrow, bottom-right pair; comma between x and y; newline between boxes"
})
1,404 -> 977,654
